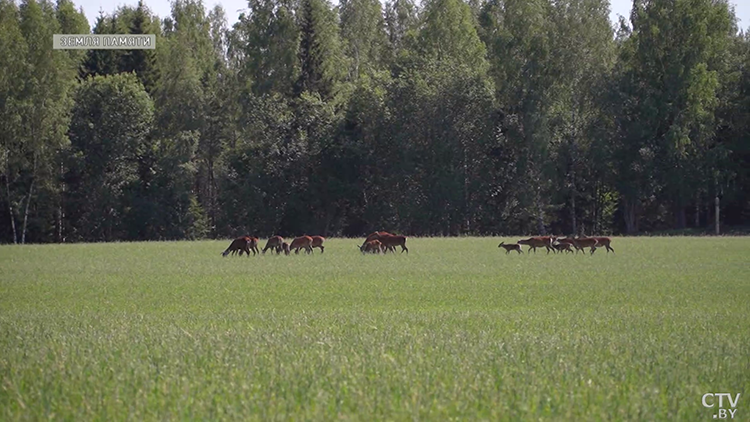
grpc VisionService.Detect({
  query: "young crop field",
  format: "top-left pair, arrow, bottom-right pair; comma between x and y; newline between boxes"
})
1,237 -> 748,420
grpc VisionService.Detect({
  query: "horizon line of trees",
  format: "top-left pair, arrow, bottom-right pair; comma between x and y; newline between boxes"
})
1,0 -> 749,243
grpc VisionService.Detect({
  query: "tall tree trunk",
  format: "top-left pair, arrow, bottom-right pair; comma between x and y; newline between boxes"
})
58,160 -> 64,242
570,168 -> 577,236
694,191 -> 700,228
21,155 -> 37,244
714,194 -> 720,235
536,192 -> 545,235
571,192 -> 577,236
4,157 -> 17,244
675,204 -> 686,229
592,181 -> 599,235
624,197 -> 638,234
463,142 -> 469,234
207,157 -> 215,235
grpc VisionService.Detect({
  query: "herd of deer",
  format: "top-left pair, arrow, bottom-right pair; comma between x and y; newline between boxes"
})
221,235 -> 326,257
221,231 -> 409,257
498,236 -> 614,255
221,232 -> 612,257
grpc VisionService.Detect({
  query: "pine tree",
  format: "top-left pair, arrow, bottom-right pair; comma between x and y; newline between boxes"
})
294,0 -> 347,101
119,0 -> 159,94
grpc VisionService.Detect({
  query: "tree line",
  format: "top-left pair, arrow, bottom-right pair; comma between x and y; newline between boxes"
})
1,0 -> 748,243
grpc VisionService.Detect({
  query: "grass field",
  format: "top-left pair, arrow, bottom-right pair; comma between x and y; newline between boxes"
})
1,237 -> 748,420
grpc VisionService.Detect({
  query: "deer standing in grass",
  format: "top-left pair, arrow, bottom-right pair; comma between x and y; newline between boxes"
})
222,237 -> 252,257
378,234 -> 408,254
570,237 -> 598,254
590,237 -> 614,253
498,242 -> 523,254
311,236 -> 325,253
262,236 -> 283,254
517,237 -> 554,254
552,242 -> 574,254
361,231 -> 392,247
360,239 -> 383,254
246,237 -> 260,255
289,235 -> 314,254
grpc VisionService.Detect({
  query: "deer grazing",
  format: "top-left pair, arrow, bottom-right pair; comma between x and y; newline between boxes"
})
222,236 -> 252,257
311,236 -> 325,253
498,242 -> 523,254
278,241 -> 290,255
289,235 -> 313,254
262,236 -> 284,254
360,239 -> 383,254
246,237 -> 260,255
361,231 -> 393,247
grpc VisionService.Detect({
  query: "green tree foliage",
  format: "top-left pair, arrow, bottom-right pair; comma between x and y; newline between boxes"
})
79,13 -> 120,78
231,0 -> 300,96
0,0 -> 27,243
384,0 -> 417,58
416,0 -> 487,71
65,73 -> 153,241
545,0 -> 615,235
479,0 -> 560,233
611,0 -> 734,232
294,0 -> 347,101
2,0 -> 750,243
339,0 -> 389,78
119,0 -> 160,93
0,0 -> 83,244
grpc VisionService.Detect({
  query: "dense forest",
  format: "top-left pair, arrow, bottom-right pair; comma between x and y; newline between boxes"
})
0,0 -> 748,243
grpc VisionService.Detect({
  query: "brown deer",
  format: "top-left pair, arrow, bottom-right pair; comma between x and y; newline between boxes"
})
378,234 -> 408,254
362,231 -> 393,246
277,241 -> 290,255
552,242 -> 574,254
262,236 -> 283,254
289,235 -> 313,254
246,236 -> 260,255
360,239 -> 383,254
539,236 -> 557,253
590,237 -> 614,253
361,231 -> 395,252
311,236 -> 325,253
517,237 -> 554,254
570,237 -> 598,254
498,242 -> 523,254
556,237 -> 576,247
222,237 -> 251,257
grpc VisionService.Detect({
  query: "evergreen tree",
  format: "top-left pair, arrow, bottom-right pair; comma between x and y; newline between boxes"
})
294,0 -> 347,101
119,0 -> 160,94
339,0 -> 389,79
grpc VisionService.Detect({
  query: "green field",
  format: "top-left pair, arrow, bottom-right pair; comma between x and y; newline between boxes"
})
1,237 -> 748,420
